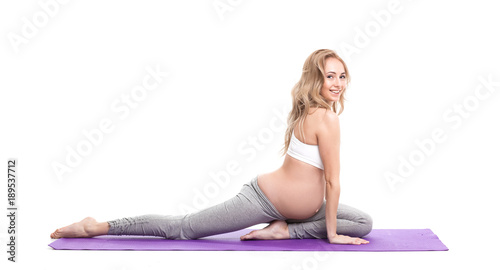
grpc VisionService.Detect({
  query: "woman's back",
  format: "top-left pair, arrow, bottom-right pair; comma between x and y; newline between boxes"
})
257,107 -> 334,220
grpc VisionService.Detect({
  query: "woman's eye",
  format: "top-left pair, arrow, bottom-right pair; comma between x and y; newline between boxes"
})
327,75 -> 333,79
340,75 -> 346,79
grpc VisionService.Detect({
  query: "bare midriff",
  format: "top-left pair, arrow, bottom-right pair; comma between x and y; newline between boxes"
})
257,154 -> 325,220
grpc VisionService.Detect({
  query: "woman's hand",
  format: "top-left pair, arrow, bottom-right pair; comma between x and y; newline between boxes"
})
328,234 -> 369,245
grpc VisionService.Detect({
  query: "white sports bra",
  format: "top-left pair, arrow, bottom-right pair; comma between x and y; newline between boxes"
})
286,129 -> 324,170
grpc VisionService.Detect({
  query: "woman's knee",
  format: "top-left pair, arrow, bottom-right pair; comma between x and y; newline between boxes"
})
357,213 -> 373,237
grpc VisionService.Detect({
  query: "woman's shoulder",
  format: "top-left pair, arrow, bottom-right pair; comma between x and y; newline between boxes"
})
308,107 -> 339,142
309,107 -> 339,124
299,107 -> 339,143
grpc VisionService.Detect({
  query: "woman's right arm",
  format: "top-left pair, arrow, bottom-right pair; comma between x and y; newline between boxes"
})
317,109 -> 368,245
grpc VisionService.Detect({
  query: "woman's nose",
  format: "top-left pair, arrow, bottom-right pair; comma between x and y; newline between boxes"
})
332,77 -> 340,87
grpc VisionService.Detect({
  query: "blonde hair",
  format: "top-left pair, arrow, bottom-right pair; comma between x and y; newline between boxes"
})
280,49 -> 351,157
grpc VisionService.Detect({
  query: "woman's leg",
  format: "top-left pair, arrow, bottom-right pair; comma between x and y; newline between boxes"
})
287,202 -> 373,239
106,176 -> 288,239
51,176 -> 288,240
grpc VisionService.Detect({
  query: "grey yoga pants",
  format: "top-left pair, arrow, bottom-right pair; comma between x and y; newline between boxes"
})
107,175 -> 373,240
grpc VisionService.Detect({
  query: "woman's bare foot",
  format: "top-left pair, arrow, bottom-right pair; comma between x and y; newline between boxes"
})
50,217 -> 109,239
240,220 -> 289,241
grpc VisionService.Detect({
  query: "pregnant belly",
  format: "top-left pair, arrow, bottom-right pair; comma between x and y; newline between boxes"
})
258,172 -> 325,220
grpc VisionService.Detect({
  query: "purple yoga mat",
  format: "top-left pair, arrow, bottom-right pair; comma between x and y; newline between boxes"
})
49,229 -> 448,252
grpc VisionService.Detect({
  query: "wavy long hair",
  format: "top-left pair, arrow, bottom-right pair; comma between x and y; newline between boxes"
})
280,49 -> 351,157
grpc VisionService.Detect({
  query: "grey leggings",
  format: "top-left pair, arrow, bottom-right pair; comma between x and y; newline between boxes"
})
107,175 -> 373,240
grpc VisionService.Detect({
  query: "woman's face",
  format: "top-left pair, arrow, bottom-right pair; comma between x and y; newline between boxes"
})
320,57 -> 346,106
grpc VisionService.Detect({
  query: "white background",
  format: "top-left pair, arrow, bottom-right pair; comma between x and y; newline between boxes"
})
1,0 -> 499,269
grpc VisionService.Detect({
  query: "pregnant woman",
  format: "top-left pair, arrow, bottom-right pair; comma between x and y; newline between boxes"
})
50,49 -> 372,245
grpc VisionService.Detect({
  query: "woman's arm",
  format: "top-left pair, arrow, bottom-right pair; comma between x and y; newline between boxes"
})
316,110 -> 341,242
317,110 -> 368,245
